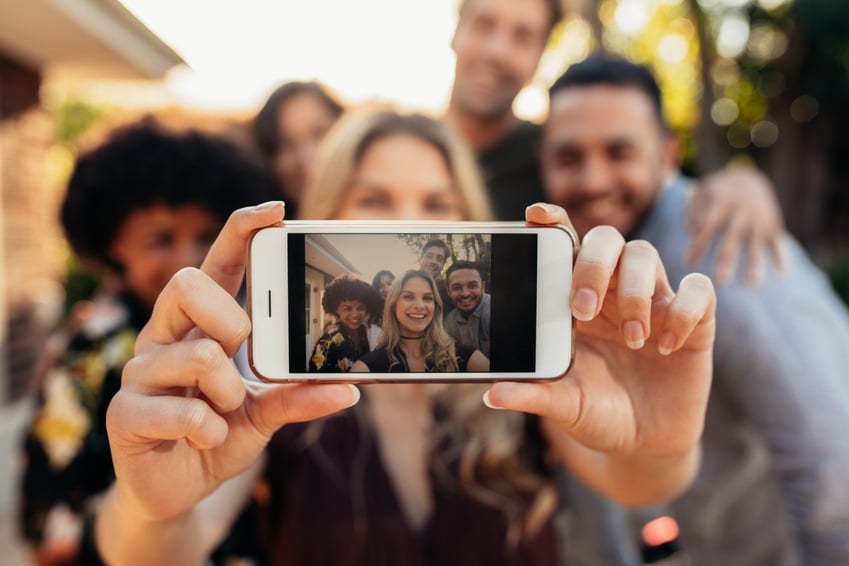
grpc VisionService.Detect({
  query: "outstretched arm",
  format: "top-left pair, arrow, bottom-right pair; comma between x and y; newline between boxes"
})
96,203 -> 360,566
486,203 -> 716,506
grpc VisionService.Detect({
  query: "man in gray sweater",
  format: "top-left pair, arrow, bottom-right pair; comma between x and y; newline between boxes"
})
539,55 -> 849,565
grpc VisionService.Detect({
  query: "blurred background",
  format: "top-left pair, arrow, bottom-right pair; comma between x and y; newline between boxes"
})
0,0 -> 847,561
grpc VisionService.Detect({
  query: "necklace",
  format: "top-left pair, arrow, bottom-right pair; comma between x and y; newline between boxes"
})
400,335 -> 425,340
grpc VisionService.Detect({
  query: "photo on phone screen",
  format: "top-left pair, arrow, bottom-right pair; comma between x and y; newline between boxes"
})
285,231 -> 538,373
249,223 -> 574,381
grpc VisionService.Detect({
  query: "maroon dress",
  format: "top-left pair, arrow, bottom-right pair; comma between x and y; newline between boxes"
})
263,394 -> 561,566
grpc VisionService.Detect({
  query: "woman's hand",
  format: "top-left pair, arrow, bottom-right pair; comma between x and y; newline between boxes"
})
686,164 -> 786,286
105,202 -> 359,523
485,203 -> 716,504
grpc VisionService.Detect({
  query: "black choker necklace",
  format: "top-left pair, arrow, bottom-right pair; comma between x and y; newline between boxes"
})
400,335 -> 425,340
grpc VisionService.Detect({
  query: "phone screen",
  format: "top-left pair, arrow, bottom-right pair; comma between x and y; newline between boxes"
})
283,231 -> 539,374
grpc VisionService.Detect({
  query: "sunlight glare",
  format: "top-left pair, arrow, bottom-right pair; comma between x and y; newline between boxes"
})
614,0 -> 653,36
657,34 -> 689,63
118,0 -> 459,112
717,13 -> 750,58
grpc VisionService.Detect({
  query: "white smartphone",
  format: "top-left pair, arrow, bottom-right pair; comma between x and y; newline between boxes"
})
248,221 -> 576,382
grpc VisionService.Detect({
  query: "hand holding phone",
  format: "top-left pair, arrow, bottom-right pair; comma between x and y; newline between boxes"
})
248,221 -> 577,382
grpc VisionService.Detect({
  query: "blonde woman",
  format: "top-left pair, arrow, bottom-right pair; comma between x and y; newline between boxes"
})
95,109 -> 717,566
352,270 -> 489,373
299,108 -> 492,221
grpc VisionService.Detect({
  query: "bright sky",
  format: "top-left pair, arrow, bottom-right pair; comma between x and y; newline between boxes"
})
118,0 -> 461,114
324,234 -> 420,280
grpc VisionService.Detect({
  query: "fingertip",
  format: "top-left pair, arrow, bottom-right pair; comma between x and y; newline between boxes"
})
571,288 -> 598,321
658,330 -> 677,356
482,389 -> 498,409
715,264 -> 733,286
622,320 -> 647,350
525,202 -> 563,224
347,384 -> 361,408
253,200 -> 286,214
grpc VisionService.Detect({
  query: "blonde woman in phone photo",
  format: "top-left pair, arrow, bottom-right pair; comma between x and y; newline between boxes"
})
351,269 -> 490,374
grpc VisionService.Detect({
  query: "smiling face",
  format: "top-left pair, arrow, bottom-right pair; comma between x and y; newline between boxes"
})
394,276 -> 436,336
447,268 -> 484,315
450,0 -> 550,120
419,245 -> 448,279
336,299 -> 367,331
540,85 -> 678,238
334,134 -> 466,221
109,204 -> 221,310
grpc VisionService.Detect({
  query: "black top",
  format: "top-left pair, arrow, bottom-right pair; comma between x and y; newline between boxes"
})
264,397 -> 560,566
309,324 -> 370,372
358,343 -> 477,373
477,121 -> 546,221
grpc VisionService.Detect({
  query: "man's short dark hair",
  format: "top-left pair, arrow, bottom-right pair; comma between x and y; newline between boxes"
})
421,238 -> 450,260
549,55 -> 667,129
446,260 -> 483,283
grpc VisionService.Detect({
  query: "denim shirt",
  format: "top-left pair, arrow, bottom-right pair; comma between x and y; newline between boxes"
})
632,177 -> 849,564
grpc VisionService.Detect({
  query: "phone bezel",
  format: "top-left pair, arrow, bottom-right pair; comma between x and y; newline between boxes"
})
248,220 -> 576,382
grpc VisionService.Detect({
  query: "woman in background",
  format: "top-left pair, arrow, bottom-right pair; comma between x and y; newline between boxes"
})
252,81 -> 344,218
20,120 -> 275,565
366,269 -> 395,349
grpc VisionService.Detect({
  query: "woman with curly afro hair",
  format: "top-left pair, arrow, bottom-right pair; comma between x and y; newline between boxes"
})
309,273 -> 381,372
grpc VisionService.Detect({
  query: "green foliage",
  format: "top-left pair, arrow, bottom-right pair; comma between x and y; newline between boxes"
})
54,99 -> 109,147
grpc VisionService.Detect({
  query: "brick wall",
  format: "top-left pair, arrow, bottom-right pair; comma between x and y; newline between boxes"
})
0,54 -> 65,402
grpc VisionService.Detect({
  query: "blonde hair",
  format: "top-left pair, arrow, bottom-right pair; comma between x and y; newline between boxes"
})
300,107 -> 554,549
299,107 -> 493,221
380,270 -> 458,372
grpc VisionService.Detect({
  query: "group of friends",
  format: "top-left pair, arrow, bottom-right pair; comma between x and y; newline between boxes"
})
309,239 -> 491,375
18,0 -> 849,565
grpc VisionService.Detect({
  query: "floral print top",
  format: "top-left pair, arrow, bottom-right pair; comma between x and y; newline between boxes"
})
308,324 -> 370,372
20,294 -> 143,550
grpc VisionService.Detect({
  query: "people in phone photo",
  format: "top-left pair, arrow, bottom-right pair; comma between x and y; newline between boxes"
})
351,270 -> 489,373
309,273 -> 380,372
418,240 -> 449,280
417,238 -> 453,316
443,260 -> 491,358
367,269 -> 395,349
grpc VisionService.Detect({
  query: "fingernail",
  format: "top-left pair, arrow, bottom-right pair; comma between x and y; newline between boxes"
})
482,390 -> 502,410
528,202 -> 558,215
658,331 -> 677,356
346,384 -> 361,408
255,200 -> 285,212
572,288 -> 598,321
747,265 -> 765,288
622,320 -> 646,349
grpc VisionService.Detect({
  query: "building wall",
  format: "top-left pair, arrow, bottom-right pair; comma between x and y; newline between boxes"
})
0,53 -> 65,402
